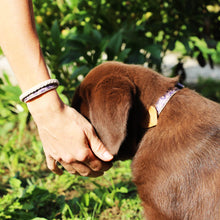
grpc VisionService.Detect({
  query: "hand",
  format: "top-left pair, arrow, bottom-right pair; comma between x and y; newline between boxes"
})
28,91 -> 113,177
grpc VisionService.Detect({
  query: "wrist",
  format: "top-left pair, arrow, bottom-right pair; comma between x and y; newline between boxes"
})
27,89 -> 65,124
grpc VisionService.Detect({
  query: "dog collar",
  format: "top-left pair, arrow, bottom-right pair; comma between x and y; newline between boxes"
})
148,83 -> 184,128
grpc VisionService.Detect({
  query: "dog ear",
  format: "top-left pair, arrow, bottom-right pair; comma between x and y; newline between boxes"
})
88,75 -> 136,156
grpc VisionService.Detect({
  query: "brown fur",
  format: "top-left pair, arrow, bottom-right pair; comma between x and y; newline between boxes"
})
72,61 -> 220,219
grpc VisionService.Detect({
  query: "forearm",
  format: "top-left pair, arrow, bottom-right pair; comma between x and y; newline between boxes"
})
0,0 -> 62,118
0,0 -> 113,174
0,0 -> 50,92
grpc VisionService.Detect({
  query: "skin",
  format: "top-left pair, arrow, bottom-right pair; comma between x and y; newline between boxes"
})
0,0 -> 113,177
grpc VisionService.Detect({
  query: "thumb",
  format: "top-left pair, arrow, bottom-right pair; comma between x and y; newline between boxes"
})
87,131 -> 113,161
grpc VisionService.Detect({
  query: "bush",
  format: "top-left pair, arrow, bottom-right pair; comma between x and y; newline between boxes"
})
32,0 -> 220,101
0,74 -> 28,140
191,78 -> 220,102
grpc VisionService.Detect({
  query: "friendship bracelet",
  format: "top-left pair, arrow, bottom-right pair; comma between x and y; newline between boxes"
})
19,79 -> 59,103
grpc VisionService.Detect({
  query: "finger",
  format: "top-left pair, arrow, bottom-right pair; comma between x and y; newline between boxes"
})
89,159 -> 113,172
73,162 -> 104,177
62,161 -> 104,177
60,160 -> 90,176
85,128 -> 113,162
74,147 -> 113,172
59,161 -> 77,175
91,139 -> 113,162
46,156 -> 63,175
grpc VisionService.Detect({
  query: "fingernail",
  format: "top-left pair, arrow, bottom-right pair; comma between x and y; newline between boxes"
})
103,151 -> 113,160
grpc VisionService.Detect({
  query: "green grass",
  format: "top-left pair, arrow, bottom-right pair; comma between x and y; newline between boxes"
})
0,126 -> 143,220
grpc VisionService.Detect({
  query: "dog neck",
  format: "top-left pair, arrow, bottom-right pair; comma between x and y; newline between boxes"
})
148,83 -> 184,128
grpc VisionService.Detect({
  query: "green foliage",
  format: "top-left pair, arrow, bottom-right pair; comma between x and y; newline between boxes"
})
32,0 -> 220,101
0,155 -> 142,219
0,177 -> 65,219
0,73 -> 28,141
190,78 -> 220,102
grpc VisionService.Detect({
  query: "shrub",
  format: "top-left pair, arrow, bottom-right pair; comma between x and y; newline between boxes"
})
32,0 -> 220,100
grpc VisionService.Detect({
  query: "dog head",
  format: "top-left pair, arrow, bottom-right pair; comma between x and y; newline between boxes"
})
72,62 -> 180,160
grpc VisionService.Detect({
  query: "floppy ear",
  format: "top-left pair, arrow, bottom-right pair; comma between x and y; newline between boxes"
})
88,75 -> 136,156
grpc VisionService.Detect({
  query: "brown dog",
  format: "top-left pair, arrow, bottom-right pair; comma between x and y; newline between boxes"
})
72,61 -> 220,219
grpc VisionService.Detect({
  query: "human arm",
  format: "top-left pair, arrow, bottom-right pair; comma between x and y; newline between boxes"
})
0,0 -> 113,176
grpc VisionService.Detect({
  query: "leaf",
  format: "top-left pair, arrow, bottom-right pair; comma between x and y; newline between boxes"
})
57,86 -> 69,105
167,40 -> 176,51
3,73 -> 12,86
9,178 -> 22,189
91,29 -> 102,46
181,38 -> 191,53
65,0 -> 79,9
0,47 -> 3,56
105,194 -> 115,207
56,0 -> 66,12
117,48 -> 131,61
0,85 -> 21,102
62,50 -> 82,64
82,193 -> 90,207
147,44 -> 161,60
61,14 -> 75,26
117,187 -> 128,193
106,31 -> 123,59
51,20 -> 61,46
90,192 -> 102,204
71,66 -> 90,80
0,123 -> 15,136
126,50 -> 146,64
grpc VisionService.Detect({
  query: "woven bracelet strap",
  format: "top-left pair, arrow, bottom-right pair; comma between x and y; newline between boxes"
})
19,79 -> 59,103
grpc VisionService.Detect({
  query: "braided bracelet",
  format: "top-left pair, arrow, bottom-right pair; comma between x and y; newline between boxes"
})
19,79 -> 59,103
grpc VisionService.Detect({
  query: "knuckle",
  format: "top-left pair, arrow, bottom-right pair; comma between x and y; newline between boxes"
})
63,156 -> 75,164
91,161 -> 103,172
75,149 -> 90,162
69,169 -> 77,175
56,157 -> 62,163
92,161 -> 112,172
